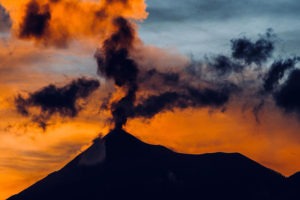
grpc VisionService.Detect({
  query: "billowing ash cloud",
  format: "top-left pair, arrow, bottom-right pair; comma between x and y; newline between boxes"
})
15,78 -> 100,129
274,68 -> 300,116
95,17 -> 138,129
95,17 -> 236,129
95,25 -> 300,129
231,29 -> 275,65
95,17 -> 137,88
19,0 -> 51,39
210,55 -> 244,76
132,88 -> 229,119
0,4 -> 11,32
2,0 -> 147,47
263,58 -> 298,92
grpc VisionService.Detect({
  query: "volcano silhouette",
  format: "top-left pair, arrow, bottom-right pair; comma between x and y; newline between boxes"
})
8,129 -> 299,200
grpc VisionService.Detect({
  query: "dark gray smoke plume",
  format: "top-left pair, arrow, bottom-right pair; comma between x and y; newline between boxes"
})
19,0 -> 51,39
95,27 -> 300,128
95,17 -> 138,129
95,18 -> 239,129
274,67 -> 300,116
231,29 -> 275,65
15,78 -> 100,129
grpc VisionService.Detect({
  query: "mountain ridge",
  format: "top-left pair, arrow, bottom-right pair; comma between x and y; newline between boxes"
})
8,129 -> 297,200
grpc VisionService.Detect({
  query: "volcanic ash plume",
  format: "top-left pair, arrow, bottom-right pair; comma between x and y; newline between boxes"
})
94,13 -> 234,129
15,78 -> 100,130
95,17 -> 139,129
5,1 -> 300,130
95,25 -> 300,130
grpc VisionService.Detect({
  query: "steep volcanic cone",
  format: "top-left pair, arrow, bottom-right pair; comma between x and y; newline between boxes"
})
8,129 -> 288,200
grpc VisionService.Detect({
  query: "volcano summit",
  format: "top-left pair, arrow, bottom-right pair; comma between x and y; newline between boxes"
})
8,129 -> 300,200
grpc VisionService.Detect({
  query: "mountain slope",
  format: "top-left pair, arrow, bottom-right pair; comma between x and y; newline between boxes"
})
286,172 -> 300,199
8,129 -> 288,200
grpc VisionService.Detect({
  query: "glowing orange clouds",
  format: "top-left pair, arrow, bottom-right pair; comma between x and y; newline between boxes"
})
1,0 -> 148,46
1,0 -> 300,199
0,115 -> 107,200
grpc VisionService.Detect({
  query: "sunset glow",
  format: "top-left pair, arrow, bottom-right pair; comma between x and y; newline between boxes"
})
1,0 -> 300,199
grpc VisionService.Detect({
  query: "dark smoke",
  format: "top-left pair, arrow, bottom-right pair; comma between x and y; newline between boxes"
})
231,29 -> 275,65
263,58 -> 298,92
274,69 -> 300,116
105,0 -> 128,3
141,69 -> 180,86
15,78 -> 100,129
253,57 -> 300,121
95,17 -> 138,129
0,4 -> 12,32
132,88 -> 230,119
94,17 -> 238,128
19,0 -> 51,39
132,92 -> 181,118
95,21 -> 288,128
136,69 -> 183,94
95,17 -> 234,129
210,55 -> 244,76
17,0 -> 120,47
94,24 -> 300,128
187,87 -> 231,107
187,30 -> 277,82
96,18 -> 137,88
49,0 -> 61,3
8,0 -> 300,130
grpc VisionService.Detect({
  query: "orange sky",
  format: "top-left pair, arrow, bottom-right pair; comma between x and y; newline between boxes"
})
2,100 -> 300,199
1,0 -> 300,199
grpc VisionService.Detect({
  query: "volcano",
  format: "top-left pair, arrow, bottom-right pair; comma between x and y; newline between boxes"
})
8,129 -> 298,200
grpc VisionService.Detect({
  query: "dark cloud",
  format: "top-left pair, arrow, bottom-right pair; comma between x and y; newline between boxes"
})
95,23 -> 300,128
230,29 -> 275,65
134,88 -> 227,118
141,69 -> 180,85
0,4 -> 12,32
14,0 -> 143,47
129,64 -> 237,119
263,58 -> 298,92
178,30 -> 300,123
105,0 -> 128,4
19,0 -> 51,39
188,30 -> 276,81
138,69 -> 181,91
48,0 -> 62,3
187,87 -> 231,107
96,17 -> 137,88
15,78 -> 100,129
129,87 -> 230,119
132,92 -> 180,118
95,17 -> 237,129
274,69 -> 300,116
210,55 -> 244,76
9,0 -> 294,130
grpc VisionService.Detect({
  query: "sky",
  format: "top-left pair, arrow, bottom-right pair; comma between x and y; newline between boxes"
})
139,0 -> 300,56
1,0 -> 300,199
